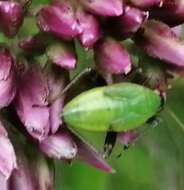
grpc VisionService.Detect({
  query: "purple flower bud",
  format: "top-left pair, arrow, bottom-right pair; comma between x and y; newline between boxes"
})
117,130 -> 138,146
76,9 -> 101,48
134,20 -> 184,67
10,146 -> 54,190
108,5 -> 148,39
34,156 -> 54,190
37,1 -> 81,40
14,65 -> 50,141
172,25 -> 183,37
129,0 -> 163,9
79,0 -> 123,17
0,174 -> 9,190
46,42 -> 77,70
19,33 -> 49,54
39,130 -> 77,160
19,36 -> 42,51
0,49 -> 16,109
14,64 -> 68,140
74,134 -> 115,173
150,0 -> 184,26
95,38 -> 132,75
47,67 -> 68,134
10,155 -> 36,190
0,122 -> 17,179
0,1 -> 24,37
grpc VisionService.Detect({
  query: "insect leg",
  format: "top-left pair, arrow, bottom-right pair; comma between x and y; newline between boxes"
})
159,91 -> 166,110
103,131 -> 117,159
146,116 -> 162,128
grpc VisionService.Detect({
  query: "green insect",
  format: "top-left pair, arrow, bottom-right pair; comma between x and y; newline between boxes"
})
63,82 -> 161,132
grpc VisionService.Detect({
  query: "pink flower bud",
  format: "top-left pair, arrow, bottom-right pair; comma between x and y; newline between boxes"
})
74,134 -> 115,173
0,1 -> 24,37
46,42 -> 77,70
0,174 -> 9,190
39,130 -> 77,160
37,1 -> 81,40
46,67 -> 68,134
95,38 -> 132,75
10,155 -> 36,190
150,0 -> 184,26
14,65 -> 50,141
19,33 -> 50,54
134,20 -> 184,67
14,65 -> 68,140
10,145 -> 54,190
108,5 -> 148,39
79,0 -> 123,17
76,9 -> 101,48
0,49 -> 16,109
0,121 -> 17,179
34,155 -> 54,190
117,130 -> 138,146
172,25 -> 183,37
129,0 -> 163,9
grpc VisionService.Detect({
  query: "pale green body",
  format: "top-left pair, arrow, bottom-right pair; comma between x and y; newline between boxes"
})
63,83 -> 161,132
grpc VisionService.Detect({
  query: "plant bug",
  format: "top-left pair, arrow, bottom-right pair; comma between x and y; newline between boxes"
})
62,82 -> 161,132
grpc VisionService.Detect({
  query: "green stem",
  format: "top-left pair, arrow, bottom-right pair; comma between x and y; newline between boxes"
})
165,108 -> 184,133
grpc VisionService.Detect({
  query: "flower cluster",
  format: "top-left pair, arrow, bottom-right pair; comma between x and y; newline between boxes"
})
0,0 -> 184,189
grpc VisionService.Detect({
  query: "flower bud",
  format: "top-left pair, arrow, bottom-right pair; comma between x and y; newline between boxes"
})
14,64 -> 68,140
150,0 -> 184,26
95,38 -> 132,75
10,154 -> 36,190
0,174 -> 9,190
76,9 -> 101,48
40,130 -> 77,160
79,0 -> 123,17
107,5 -> 148,39
129,0 -> 163,9
117,130 -> 138,147
74,134 -> 115,173
134,20 -> 184,67
172,25 -> 183,37
0,1 -> 24,37
14,65 -> 50,141
19,33 -> 50,55
10,145 -> 54,190
46,42 -> 77,70
47,67 -> 69,134
0,121 -> 17,179
0,49 -> 16,109
37,1 -> 80,40
32,153 -> 54,190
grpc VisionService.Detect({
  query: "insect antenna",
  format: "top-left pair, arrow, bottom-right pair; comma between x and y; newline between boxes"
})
49,67 -> 92,105
165,108 -> 184,133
